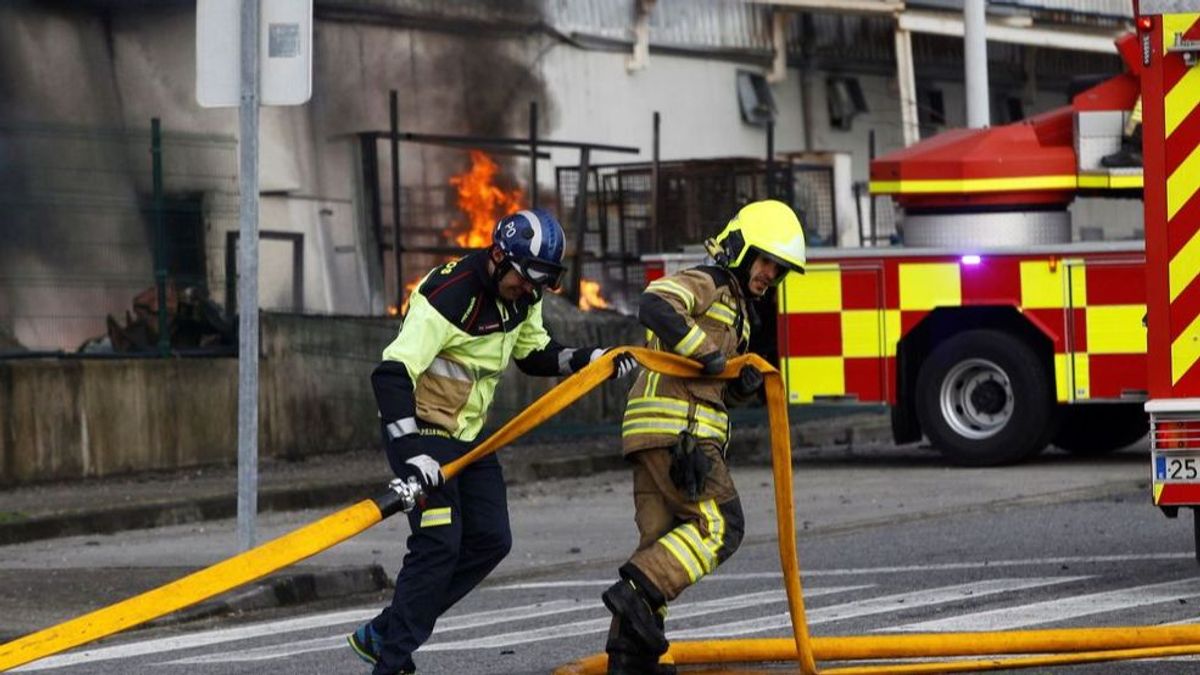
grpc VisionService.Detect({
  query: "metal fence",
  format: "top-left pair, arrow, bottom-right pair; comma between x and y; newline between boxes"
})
556,157 -> 838,302
0,122 -> 238,355
854,182 -> 900,247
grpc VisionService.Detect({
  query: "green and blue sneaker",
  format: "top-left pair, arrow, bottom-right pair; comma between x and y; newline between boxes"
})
347,622 -> 382,666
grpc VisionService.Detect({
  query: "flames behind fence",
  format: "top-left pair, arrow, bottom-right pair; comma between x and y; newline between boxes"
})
397,149 -> 609,314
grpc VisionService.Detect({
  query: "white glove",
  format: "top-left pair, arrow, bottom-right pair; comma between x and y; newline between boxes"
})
402,454 -> 444,489
592,348 -> 638,379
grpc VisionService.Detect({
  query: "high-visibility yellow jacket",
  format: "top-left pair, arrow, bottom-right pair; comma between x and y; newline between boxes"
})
622,265 -> 753,455
373,252 -> 597,443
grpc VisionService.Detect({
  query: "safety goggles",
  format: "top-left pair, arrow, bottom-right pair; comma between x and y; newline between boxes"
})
511,258 -> 565,290
754,249 -> 804,286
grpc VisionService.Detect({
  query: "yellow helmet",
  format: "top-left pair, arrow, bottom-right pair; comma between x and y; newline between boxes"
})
705,199 -> 806,280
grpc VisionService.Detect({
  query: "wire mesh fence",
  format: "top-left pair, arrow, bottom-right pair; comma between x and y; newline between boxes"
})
555,157 -> 839,304
0,122 -> 238,355
853,181 -> 899,247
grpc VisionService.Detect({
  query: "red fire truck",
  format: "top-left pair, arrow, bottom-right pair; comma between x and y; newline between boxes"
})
1136,2 -> 1200,548
645,32 -> 1154,468
646,240 -> 1148,467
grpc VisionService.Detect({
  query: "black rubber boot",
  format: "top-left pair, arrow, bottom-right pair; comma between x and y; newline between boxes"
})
602,579 -> 669,656
1100,124 -> 1143,168
605,616 -> 675,675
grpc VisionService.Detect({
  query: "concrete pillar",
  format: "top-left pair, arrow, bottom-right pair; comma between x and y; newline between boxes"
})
964,0 -> 991,128
894,26 -> 919,146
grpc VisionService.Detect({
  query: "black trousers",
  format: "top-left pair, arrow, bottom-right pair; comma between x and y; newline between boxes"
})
370,435 -> 512,674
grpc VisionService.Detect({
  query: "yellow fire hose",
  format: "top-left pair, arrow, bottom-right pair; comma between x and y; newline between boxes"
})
5,347 -> 1200,673
552,355 -> 1200,674
0,349 -> 804,672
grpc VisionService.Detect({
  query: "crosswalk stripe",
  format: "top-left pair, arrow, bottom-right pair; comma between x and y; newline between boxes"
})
30,571 -> 1199,668
667,577 -> 1087,640
164,635 -> 346,665
487,554 -> 1192,590
15,599 -> 586,672
892,578 -> 1200,632
421,586 -> 869,652
157,586 -> 869,663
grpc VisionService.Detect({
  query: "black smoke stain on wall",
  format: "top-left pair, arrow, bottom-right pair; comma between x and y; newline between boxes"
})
433,35 -> 554,140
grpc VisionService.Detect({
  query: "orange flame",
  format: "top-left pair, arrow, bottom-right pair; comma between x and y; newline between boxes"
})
397,274 -> 424,315
446,150 -> 525,248
578,279 -> 609,311
397,151 -> 530,317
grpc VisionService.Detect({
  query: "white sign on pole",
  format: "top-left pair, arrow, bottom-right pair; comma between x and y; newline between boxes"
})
196,0 -> 313,108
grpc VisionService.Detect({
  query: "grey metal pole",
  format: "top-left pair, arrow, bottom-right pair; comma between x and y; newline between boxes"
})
868,128 -> 878,245
389,90 -> 402,308
529,101 -> 538,210
964,0 -> 990,128
651,111 -> 660,250
151,118 -> 169,357
766,120 -> 776,199
570,147 -> 591,306
237,0 -> 261,552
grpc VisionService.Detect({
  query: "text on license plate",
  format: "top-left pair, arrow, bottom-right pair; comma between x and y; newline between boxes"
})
1156,455 -> 1200,481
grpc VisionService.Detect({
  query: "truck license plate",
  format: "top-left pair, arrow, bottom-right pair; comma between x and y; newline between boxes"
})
1156,454 -> 1200,482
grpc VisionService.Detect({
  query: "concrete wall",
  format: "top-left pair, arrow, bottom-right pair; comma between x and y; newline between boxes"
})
0,357 -> 238,484
0,299 -> 641,485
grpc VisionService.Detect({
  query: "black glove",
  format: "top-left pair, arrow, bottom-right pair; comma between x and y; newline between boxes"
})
695,350 -> 727,376
668,431 -> 711,501
604,349 -> 639,380
728,365 -> 763,398
575,348 -> 639,379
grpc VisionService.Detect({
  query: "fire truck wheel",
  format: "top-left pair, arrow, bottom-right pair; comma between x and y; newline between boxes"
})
915,329 -> 1054,467
1052,404 -> 1148,455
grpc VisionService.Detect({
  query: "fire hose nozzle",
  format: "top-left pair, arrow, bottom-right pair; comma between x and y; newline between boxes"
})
386,476 -> 426,514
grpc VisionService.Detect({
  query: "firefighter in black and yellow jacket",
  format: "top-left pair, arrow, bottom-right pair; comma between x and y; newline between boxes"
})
348,209 -> 637,675
601,200 -> 807,674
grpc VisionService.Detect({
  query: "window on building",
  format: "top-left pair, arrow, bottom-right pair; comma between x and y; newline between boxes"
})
917,87 -> 946,136
827,76 -> 868,131
997,95 -> 1025,124
736,70 -> 776,127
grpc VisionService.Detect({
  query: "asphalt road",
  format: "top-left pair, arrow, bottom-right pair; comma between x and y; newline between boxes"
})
10,441 -> 1200,674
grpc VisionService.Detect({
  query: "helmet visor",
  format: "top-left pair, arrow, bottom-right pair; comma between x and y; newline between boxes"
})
751,249 -> 804,285
512,258 -> 565,289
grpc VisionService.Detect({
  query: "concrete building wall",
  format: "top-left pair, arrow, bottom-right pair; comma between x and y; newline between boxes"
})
538,48 -> 806,167
1,3 -> 1131,350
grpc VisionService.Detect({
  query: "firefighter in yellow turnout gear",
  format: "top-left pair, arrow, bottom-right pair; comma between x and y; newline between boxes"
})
601,200 -> 807,674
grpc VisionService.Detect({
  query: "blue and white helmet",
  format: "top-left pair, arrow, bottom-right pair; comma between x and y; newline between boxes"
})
493,209 -> 566,290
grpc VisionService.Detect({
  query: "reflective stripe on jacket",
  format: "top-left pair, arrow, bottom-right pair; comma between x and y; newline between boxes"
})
622,266 -> 751,455
380,254 -> 554,441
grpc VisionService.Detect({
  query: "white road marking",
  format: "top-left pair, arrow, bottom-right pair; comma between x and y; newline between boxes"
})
20,563 -> 1192,669
420,585 -> 868,652
489,580 -> 613,590
172,585 -> 870,663
667,577 -> 1087,640
164,635 -> 347,665
488,553 -> 1191,590
15,599 -> 587,672
893,578 -> 1200,632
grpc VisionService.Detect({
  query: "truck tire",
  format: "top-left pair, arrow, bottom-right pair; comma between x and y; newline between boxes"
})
914,329 -> 1054,467
1053,403 -> 1148,455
